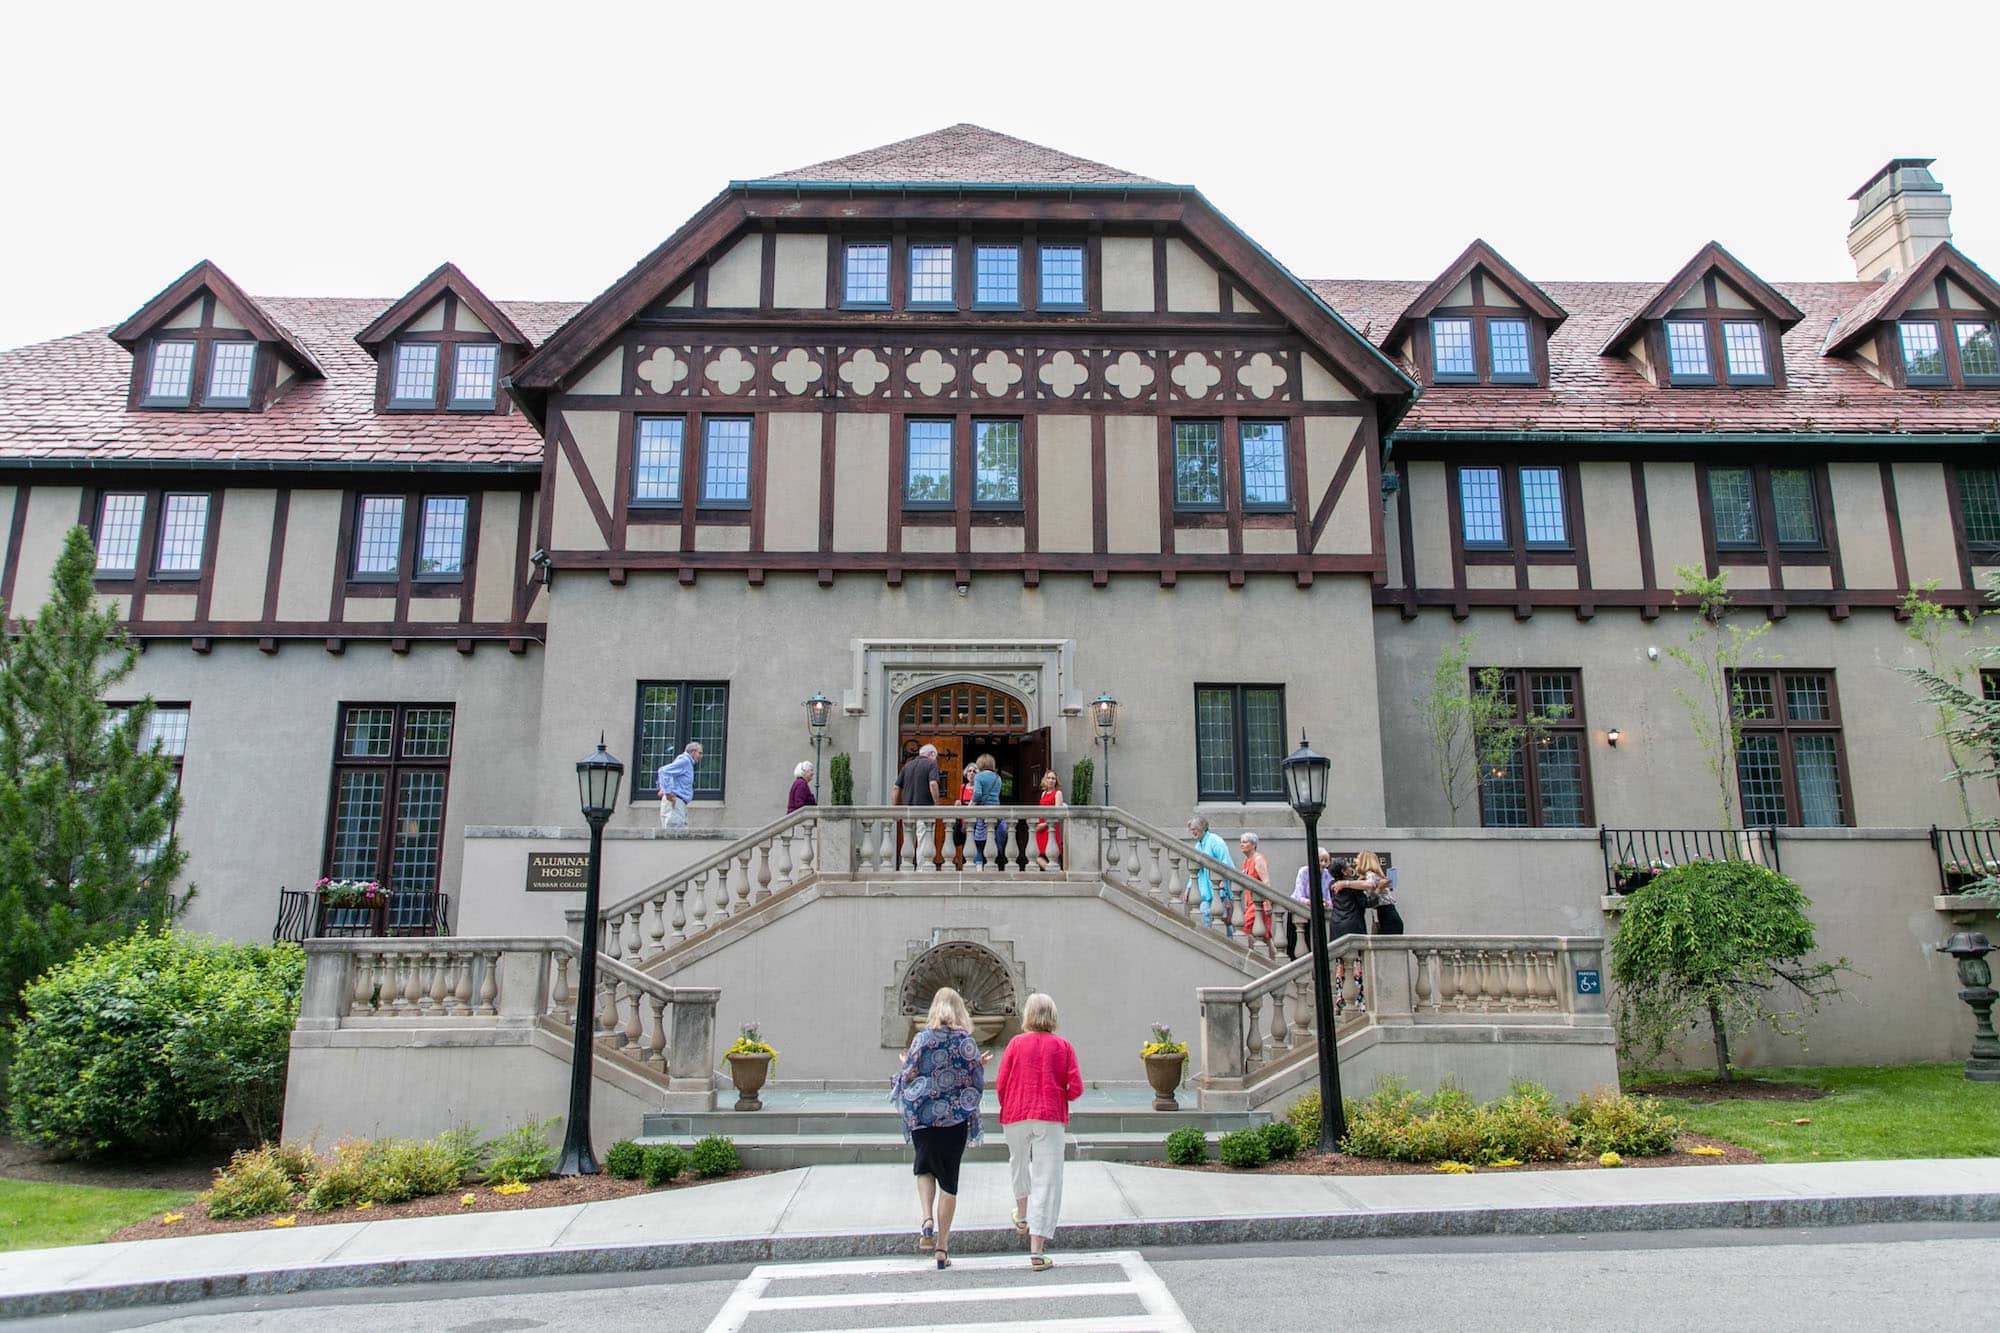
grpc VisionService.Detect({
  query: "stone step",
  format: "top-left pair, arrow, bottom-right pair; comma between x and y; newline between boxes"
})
641,1107 -> 1264,1138
629,1129 -> 1237,1168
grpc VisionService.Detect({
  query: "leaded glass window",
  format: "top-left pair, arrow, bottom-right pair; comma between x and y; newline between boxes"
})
1958,321 -> 2000,380
1474,667 -> 1590,828
1722,321 -> 1769,381
353,496 -> 405,577
1731,670 -> 1847,827
975,245 -> 1019,305
1038,245 -> 1085,307
1430,318 -> 1475,379
1488,318 -> 1533,380
634,681 -> 729,798
94,493 -> 146,574
155,493 -> 209,574
908,245 -> 955,306
327,704 -> 455,915
1520,467 -> 1567,547
1958,466 -> 2000,547
392,343 -> 439,403
844,243 -> 889,305
973,419 -> 1021,506
452,344 -> 499,406
905,419 -> 954,506
146,341 -> 196,403
1770,467 -> 1820,546
1194,685 -> 1286,801
1240,421 -> 1289,509
634,417 -> 684,504
1666,320 -> 1712,382
1900,321 -> 1946,382
206,342 -> 256,403
1458,466 -> 1505,546
417,497 -> 467,578
701,417 -> 752,505
1173,421 -> 1223,508
1707,467 -> 1758,547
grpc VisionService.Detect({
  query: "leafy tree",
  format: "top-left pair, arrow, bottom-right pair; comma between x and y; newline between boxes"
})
1657,566 -> 1772,829
1610,860 -> 1852,1081
1907,573 -> 2000,898
828,752 -> 854,806
0,526 -> 189,1033
1414,632 -> 1568,824
1899,580 -> 1988,825
1070,756 -> 1094,805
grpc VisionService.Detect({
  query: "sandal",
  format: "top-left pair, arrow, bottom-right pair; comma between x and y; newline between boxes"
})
1029,1254 -> 1055,1272
935,1248 -> 952,1269
1011,1210 -> 1029,1237
919,1217 -> 935,1252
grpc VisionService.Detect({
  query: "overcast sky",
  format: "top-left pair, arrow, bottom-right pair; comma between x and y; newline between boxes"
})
4,0 -> 1996,351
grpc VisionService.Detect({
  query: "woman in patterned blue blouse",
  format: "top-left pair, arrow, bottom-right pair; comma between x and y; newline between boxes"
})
892,986 -> 987,1268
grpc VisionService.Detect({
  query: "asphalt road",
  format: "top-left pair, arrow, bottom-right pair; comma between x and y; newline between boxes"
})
37,1221 -> 2000,1332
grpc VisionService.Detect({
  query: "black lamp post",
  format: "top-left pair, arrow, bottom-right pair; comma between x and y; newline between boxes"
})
1281,732 -> 1346,1151
1091,692 -> 1118,805
1937,932 -> 2000,1083
557,736 -> 624,1176
804,692 -> 833,801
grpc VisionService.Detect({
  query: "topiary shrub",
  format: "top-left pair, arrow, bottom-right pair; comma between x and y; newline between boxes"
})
688,1135 -> 739,1178
202,1145 -> 301,1219
1284,1091 -> 1323,1145
7,931 -> 304,1156
1216,1127 -> 1271,1169
1566,1088 -> 1684,1156
1257,1119 -> 1302,1161
482,1118 -> 559,1184
1070,756 -> 1095,806
829,753 -> 854,806
1163,1125 -> 1208,1165
641,1143 -> 689,1186
604,1141 -> 646,1180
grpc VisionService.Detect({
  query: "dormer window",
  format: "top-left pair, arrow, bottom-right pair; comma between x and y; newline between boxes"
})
452,344 -> 499,407
1722,322 -> 1769,381
1663,316 -> 1772,386
356,264 -> 529,416
1601,243 -> 1801,389
145,341 -> 196,404
1665,321 -> 1712,383
392,344 -> 439,403
1488,319 -> 1533,381
1899,317 -> 1999,387
385,336 -> 498,411
1391,243 -> 1567,390
112,262 -> 323,412
205,341 -> 256,404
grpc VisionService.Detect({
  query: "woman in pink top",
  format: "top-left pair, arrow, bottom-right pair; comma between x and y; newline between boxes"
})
995,992 -> 1082,1270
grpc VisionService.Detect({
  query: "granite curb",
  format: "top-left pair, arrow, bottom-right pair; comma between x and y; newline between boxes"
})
5,1189 -> 1997,1320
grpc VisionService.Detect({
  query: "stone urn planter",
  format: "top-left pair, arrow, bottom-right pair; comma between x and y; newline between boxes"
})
1143,1052 -> 1186,1111
726,1052 -> 773,1111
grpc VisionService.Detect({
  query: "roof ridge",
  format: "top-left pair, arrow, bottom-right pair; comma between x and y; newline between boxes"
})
753,124 -> 1160,186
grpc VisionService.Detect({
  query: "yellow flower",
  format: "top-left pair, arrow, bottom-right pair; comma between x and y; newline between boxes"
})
355,1201 -> 374,1211
270,1215 -> 298,1228
1434,1160 -> 1475,1174
460,1193 -> 477,1207
493,1181 -> 531,1196
161,1213 -> 185,1225
1598,1151 -> 1624,1167
1689,1145 -> 1725,1157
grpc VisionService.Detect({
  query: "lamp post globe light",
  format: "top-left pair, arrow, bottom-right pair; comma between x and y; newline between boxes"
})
558,736 -> 624,1177
1091,692 -> 1118,805
1937,932 -> 2000,1083
804,692 -> 833,800
1281,732 -> 1347,1151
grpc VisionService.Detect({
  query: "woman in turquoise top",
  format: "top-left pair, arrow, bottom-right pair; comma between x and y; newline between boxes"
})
970,753 -> 1002,868
892,986 -> 986,1268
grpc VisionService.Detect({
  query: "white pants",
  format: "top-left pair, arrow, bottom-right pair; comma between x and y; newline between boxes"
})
1004,1119 -> 1065,1239
660,796 -> 688,829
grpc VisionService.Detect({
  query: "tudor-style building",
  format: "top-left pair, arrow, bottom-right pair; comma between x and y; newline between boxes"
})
1,131 -> 1998,943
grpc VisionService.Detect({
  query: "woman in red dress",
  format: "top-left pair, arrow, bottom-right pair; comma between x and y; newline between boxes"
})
1033,770 -> 1064,870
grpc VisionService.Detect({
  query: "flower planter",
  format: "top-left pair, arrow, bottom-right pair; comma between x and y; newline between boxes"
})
1943,870 -> 1986,894
1143,1052 -> 1186,1111
1613,871 -> 1656,895
313,897 -> 387,937
727,1052 -> 773,1111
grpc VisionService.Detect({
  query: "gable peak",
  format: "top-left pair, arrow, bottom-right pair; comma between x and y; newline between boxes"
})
750,123 -> 1162,187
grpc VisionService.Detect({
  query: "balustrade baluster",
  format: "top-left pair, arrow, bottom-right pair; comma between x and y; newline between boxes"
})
1475,950 -> 1496,1009
427,950 -> 450,1012
622,908 -> 642,960
1104,825 -> 1125,876
387,951 -> 411,1011
1245,994 -> 1265,1068
714,861 -> 734,921
1143,840 -> 1164,900
754,843 -> 772,902
671,886 -> 688,940
644,993 -> 667,1067
773,829 -> 793,889
349,950 -> 378,1016
478,950 -> 500,1015
449,954 -> 472,1015
1291,974 -> 1315,1040
1270,986 -> 1290,1054
596,976 -> 619,1040
1446,950 -> 1467,1010
623,980 -> 643,1048
1412,948 -> 1433,1014
798,820 -> 816,878
688,871 -> 710,934
646,895 -> 667,955
1498,949 -> 1519,1012
736,850 -> 754,906
550,953 -> 571,1012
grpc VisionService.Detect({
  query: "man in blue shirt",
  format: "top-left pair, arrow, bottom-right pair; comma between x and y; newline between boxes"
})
1185,814 -> 1236,935
657,741 -> 702,829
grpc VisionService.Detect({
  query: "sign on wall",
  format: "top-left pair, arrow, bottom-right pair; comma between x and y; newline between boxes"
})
525,852 -> 591,892
1575,968 -> 1602,995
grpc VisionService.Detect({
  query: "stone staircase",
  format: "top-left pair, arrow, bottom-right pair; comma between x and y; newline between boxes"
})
635,1088 -> 1267,1168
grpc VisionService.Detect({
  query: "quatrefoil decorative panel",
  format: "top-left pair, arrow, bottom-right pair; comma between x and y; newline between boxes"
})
1170,351 -> 1223,399
839,348 -> 890,396
705,348 -> 756,395
772,348 -> 823,395
1104,351 -> 1156,400
905,348 -> 957,397
1236,351 -> 1289,400
970,350 -> 1023,398
1037,350 -> 1088,398
636,346 -> 689,395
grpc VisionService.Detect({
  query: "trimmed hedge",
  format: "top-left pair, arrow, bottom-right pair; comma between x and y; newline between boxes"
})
1163,1125 -> 1208,1165
689,1136 -> 739,1178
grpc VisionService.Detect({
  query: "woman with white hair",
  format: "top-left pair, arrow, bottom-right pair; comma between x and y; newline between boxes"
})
891,986 -> 986,1269
786,760 -> 816,814
996,992 -> 1082,1271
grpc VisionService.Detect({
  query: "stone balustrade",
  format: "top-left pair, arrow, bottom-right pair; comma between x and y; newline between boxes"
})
590,809 -> 820,964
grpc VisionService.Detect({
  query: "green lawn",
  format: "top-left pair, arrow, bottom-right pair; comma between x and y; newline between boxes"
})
1633,1064 -> 2000,1163
0,1178 -> 194,1252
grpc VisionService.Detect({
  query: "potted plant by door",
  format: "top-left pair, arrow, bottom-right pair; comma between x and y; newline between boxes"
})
1140,1022 -> 1188,1111
314,878 -> 388,935
723,1023 -> 778,1111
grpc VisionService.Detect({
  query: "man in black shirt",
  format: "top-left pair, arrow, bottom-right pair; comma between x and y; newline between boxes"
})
893,743 -> 943,869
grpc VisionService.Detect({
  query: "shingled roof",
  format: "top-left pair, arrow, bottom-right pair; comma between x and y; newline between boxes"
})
1312,277 -> 2000,435
0,296 -> 580,467
751,123 -> 1161,187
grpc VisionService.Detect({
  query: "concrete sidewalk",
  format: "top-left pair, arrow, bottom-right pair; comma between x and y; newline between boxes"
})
3,1158 -> 1997,1317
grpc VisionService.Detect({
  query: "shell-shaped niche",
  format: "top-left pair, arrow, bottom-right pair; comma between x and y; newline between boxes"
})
899,941 -> 1020,1043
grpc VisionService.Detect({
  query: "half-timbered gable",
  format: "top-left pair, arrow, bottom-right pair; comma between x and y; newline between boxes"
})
356,263 -> 532,416
109,260 -> 324,413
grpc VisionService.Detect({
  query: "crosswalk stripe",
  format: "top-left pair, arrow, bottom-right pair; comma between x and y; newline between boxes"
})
752,1280 -> 1140,1311
740,1250 -> 1134,1280
828,1319 -> 1183,1333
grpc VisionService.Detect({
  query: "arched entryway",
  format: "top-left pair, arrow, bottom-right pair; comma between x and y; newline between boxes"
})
895,680 -> 1049,803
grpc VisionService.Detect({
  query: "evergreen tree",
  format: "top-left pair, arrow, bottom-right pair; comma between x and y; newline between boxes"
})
0,526 -> 187,1029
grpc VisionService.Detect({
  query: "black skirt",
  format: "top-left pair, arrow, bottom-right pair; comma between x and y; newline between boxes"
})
910,1121 -> 971,1194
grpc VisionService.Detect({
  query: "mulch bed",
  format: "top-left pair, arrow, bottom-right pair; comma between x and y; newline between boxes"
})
0,1134 -> 232,1194
1638,1079 -> 1827,1102
108,1169 -> 767,1242
1142,1134 -> 1760,1176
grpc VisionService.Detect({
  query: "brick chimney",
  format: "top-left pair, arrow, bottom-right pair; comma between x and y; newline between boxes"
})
1847,158 -> 1952,282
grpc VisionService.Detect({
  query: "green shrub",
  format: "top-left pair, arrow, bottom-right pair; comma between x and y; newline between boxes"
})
202,1145 -> 300,1219
1070,756 -> 1095,805
1257,1119 -> 1302,1161
1164,1125 -> 1208,1165
302,1131 -> 466,1211
1338,1078 -> 1584,1165
267,1141 -> 321,1190
604,1141 -> 646,1180
437,1124 -> 485,1182
1479,1082 -> 1574,1163
482,1118 -> 559,1184
641,1144 -> 689,1187
1284,1091 -> 1326,1145
7,931 -> 304,1155
1217,1128 -> 1270,1169
689,1135 -> 739,1178
829,753 -> 854,806
1567,1088 -> 1684,1156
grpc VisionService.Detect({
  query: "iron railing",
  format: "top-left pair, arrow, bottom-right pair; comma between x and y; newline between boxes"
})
1597,826 -> 1781,894
271,888 -> 452,944
1928,825 -> 2000,894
